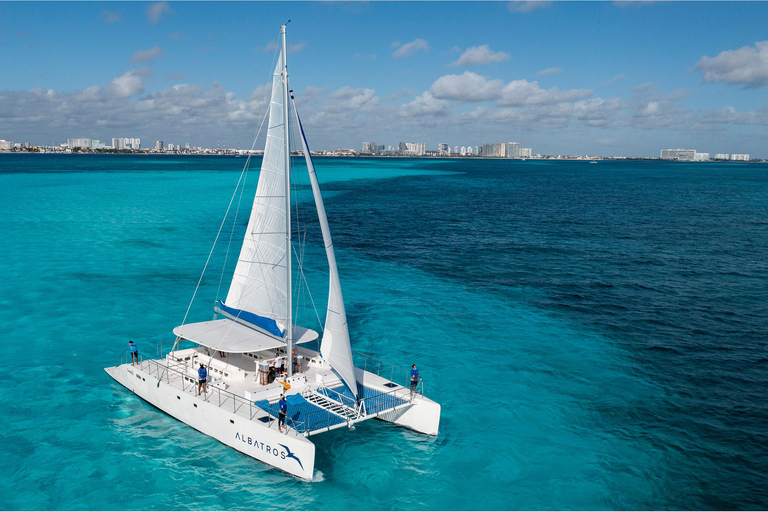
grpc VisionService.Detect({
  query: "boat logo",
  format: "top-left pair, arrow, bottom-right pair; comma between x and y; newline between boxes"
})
278,443 -> 304,471
234,432 -> 303,470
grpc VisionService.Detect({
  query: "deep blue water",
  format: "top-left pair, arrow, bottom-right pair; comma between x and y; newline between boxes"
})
0,154 -> 766,510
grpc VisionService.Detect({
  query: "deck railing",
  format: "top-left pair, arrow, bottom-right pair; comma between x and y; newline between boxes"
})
134,355 -> 282,426
113,344 -> 421,435
353,351 -> 424,396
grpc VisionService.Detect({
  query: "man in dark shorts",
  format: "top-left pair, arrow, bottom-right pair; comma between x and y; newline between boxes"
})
129,340 -> 139,365
278,395 -> 287,433
198,364 -> 208,396
410,364 -> 420,395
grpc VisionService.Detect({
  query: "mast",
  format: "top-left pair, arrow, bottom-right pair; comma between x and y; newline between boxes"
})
281,24 -> 293,376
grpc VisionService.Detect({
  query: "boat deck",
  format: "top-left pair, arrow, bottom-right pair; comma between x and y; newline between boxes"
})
128,344 -> 417,437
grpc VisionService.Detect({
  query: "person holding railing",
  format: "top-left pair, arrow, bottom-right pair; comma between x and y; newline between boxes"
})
129,340 -> 139,365
410,364 -> 420,396
198,364 -> 208,396
278,395 -> 287,433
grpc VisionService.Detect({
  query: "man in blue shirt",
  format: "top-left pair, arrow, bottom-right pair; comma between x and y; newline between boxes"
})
410,364 -> 420,395
198,364 -> 208,396
129,340 -> 138,365
278,395 -> 287,433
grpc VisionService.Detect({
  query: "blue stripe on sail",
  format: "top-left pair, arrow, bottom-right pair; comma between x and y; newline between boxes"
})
217,301 -> 285,338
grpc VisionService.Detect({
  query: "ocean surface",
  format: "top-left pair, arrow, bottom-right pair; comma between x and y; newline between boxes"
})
0,154 -> 766,510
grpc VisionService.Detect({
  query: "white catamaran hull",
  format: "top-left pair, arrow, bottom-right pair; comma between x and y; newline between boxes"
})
379,396 -> 441,436
105,363 -> 316,480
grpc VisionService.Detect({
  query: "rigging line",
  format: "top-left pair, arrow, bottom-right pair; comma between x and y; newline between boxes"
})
292,241 -> 324,332
286,91 -> 325,334
289,106 -> 316,331
179,164 -> 249,330
216,155 -> 249,301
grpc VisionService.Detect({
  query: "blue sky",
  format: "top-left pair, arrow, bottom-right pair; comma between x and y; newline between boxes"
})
1,1 -> 768,157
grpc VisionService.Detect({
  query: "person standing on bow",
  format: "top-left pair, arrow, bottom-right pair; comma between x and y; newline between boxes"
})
198,364 -> 208,396
129,340 -> 139,365
410,364 -> 420,395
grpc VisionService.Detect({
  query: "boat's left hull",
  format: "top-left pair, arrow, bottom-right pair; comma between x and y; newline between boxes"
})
105,363 -> 316,480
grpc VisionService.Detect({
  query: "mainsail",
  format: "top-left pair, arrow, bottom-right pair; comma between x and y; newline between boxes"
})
292,97 -> 359,400
223,51 -> 289,336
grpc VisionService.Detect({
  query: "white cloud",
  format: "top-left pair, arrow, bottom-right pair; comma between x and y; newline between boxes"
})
392,38 -> 429,59
131,46 -> 164,63
107,68 -> 149,98
606,73 -> 625,85
430,72 -> 503,102
696,41 -> 768,87
702,105 -> 768,125
536,67 -> 562,77
326,87 -> 379,112
147,2 -> 174,24
430,72 -> 592,106
450,45 -> 510,67
498,80 -> 592,105
507,1 -> 551,13
398,92 -> 451,118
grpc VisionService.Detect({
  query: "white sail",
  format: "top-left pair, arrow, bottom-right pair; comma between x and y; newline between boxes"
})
224,51 -> 288,337
292,97 -> 358,399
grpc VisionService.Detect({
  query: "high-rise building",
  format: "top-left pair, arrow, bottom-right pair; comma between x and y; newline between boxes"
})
482,143 -> 507,157
0,140 -> 14,150
438,143 -> 450,155
506,142 -> 520,158
693,152 -> 710,161
714,154 -> 729,160
520,148 -> 532,158
67,138 -> 92,149
156,141 -> 164,151
660,149 -> 695,160
362,141 -> 377,154
731,154 -> 750,161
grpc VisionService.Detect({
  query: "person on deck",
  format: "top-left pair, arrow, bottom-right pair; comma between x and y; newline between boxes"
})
129,340 -> 139,365
275,353 -> 285,374
278,395 -> 287,433
198,364 -> 208,396
410,364 -> 420,395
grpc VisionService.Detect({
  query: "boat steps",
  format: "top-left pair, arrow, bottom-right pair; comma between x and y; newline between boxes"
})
305,391 -> 357,420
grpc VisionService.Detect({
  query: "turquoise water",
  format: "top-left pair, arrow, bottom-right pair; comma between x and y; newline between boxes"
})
0,154 -> 766,509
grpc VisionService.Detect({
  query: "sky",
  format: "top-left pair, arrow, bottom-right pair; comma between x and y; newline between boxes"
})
1,1 -> 768,157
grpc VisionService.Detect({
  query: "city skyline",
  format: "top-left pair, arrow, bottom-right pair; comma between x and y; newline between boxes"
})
2,2 -> 768,157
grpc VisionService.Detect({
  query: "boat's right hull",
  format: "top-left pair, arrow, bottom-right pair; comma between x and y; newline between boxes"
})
378,393 -> 441,435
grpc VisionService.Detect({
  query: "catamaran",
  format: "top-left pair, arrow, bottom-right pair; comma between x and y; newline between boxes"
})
105,25 -> 440,480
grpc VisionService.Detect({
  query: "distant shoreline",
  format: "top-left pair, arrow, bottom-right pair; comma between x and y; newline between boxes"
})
0,151 -> 764,163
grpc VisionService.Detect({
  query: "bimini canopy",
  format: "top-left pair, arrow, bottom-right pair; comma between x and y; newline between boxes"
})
173,318 -> 318,354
